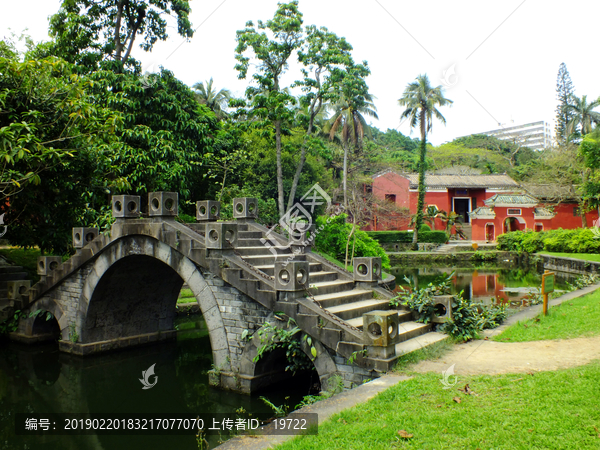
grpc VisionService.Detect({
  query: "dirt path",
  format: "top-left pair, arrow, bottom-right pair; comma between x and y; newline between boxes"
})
411,335 -> 600,375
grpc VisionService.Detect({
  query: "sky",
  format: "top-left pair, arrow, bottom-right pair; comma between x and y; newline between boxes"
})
1,0 -> 599,145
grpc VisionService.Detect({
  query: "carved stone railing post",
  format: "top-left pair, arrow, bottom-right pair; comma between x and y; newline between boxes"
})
233,198 -> 258,222
274,261 -> 309,300
148,192 -> 178,217
353,257 -> 382,287
362,310 -> 400,358
37,256 -> 62,283
205,223 -> 238,249
112,195 -> 141,219
72,228 -> 99,249
196,200 -> 220,221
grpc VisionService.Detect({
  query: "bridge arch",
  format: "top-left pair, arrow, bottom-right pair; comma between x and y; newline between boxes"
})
238,319 -> 338,393
75,235 -> 231,372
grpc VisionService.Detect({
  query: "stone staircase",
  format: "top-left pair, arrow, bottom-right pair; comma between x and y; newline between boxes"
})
0,255 -> 31,322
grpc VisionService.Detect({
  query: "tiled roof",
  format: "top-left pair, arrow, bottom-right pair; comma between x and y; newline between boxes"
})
484,193 -> 538,206
403,173 -> 519,189
522,183 -> 580,202
534,207 -> 555,217
469,206 -> 495,217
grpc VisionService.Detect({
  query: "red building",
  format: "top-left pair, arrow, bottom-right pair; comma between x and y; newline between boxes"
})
368,170 -> 519,237
368,170 -> 598,241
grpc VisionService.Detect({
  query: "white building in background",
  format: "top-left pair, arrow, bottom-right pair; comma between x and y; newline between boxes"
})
477,121 -> 553,150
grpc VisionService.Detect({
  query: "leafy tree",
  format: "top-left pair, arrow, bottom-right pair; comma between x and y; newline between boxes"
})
398,74 -> 452,248
49,0 -> 193,69
555,62 -> 575,146
287,25 -> 355,211
234,1 -> 303,218
328,64 -> 378,208
192,78 -> 231,120
566,94 -> 600,141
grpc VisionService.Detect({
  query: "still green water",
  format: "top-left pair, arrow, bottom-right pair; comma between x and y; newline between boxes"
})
0,315 -> 313,450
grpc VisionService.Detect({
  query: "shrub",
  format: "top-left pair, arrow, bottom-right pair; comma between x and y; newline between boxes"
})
314,214 -> 391,269
419,230 -> 448,244
367,230 -> 448,244
498,228 -> 600,254
419,224 -> 431,232
390,274 -> 453,324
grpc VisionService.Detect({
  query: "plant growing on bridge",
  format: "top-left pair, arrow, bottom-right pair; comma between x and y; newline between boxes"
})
390,274 -> 453,324
253,317 -> 317,375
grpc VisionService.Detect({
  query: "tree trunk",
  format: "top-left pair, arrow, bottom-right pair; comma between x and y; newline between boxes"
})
343,141 -> 348,209
412,137 -> 427,250
275,120 -> 285,218
345,222 -> 356,269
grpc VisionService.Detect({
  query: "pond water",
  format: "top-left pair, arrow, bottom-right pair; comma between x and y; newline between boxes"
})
0,314 -> 315,450
390,265 -> 578,309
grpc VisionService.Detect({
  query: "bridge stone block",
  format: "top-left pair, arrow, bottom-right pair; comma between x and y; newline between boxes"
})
7,280 -> 31,302
275,261 -> 309,291
148,192 -> 178,217
196,200 -> 220,221
233,197 -> 258,220
432,295 -> 453,323
112,195 -> 141,218
353,257 -> 382,282
72,228 -> 99,249
205,223 -> 238,249
37,256 -> 62,276
363,310 -> 399,355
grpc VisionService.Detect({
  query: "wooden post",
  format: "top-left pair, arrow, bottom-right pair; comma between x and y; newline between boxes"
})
541,271 -> 555,316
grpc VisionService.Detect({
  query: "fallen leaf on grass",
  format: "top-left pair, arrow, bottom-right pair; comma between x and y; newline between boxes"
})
337,418 -> 347,425
397,430 -> 413,439
527,371 -> 535,376
511,377 -> 524,383
594,426 -> 598,433
453,397 -> 461,403
436,404 -> 443,408
458,384 -> 479,396
528,429 -> 533,433
534,318 -> 540,322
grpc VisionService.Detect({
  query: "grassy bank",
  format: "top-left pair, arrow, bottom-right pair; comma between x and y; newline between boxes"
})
276,361 -> 600,450
538,251 -> 600,262
493,288 -> 600,342
0,247 -> 42,281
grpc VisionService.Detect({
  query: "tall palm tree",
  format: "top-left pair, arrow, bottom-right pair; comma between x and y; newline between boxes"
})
328,84 -> 378,208
566,94 -> 600,141
398,74 -> 452,249
192,78 -> 231,120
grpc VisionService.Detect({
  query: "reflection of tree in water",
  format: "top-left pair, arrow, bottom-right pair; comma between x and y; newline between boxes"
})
174,334 -> 215,412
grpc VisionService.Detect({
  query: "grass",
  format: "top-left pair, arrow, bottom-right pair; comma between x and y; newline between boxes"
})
276,361 -> 600,450
392,339 -> 452,372
538,252 -> 600,262
177,288 -> 196,304
493,289 -> 600,342
0,247 -> 42,282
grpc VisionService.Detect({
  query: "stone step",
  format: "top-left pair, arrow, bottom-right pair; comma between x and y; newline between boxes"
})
237,238 -> 267,247
235,246 -> 292,256
307,280 -> 355,296
325,298 -> 390,321
395,321 -> 431,343
395,331 -> 447,355
254,262 -> 322,275
312,289 -> 373,308
0,272 -> 28,282
304,271 -> 338,283
0,266 -> 25,274
239,231 -> 263,239
240,254 -> 305,266
346,309 -> 413,329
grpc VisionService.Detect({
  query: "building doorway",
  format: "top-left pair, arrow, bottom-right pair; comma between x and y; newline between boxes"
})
453,198 -> 471,224
504,217 -> 519,233
485,223 -> 495,241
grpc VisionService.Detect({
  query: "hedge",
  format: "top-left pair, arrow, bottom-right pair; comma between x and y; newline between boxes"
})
367,230 -> 448,245
496,228 -> 600,254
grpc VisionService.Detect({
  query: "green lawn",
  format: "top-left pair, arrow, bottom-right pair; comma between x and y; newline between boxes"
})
177,288 -> 196,304
276,362 -> 600,450
538,252 -> 600,262
493,289 -> 600,342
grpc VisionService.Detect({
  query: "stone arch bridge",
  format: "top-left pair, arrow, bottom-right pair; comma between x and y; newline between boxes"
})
9,193 -> 445,393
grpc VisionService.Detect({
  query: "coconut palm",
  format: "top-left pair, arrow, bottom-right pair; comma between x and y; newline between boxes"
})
398,74 -> 452,248
192,78 -> 231,120
566,94 -> 600,141
328,76 -> 378,208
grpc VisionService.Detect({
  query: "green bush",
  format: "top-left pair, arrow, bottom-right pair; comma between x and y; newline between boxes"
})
366,231 -> 413,244
497,228 -> 600,254
367,230 -> 447,244
314,214 -> 391,269
419,224 -> 431,232
419,231 -> 448,244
